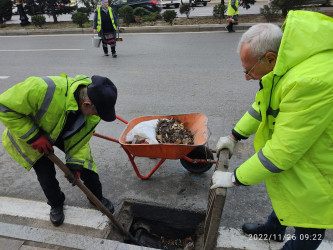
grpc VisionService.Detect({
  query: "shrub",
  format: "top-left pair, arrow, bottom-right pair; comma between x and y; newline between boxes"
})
133,7 -> 151,17
77,7 -> 91,16
213,3 -> 226,18
119,5 -> 134,26
31,15 -> 46,28
142,12 -> 161,22
179,4 -> 191,19
260,4 -> 280,22
162,10 -> 177,25
72,11 -> 89,28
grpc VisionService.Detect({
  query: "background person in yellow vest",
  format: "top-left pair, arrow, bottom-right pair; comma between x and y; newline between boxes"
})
93,0 -> 119,57
212,11 -> 333,249
226,0 -> 239,32
0,74 -> 118,227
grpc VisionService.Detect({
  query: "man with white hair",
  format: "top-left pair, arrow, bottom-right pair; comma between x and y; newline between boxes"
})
212,11 -> 333,249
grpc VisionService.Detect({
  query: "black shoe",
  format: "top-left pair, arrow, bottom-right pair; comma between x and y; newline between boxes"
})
112,52 -> 117,58
89,197 -> 115,214
50,206 -> 64,227
104,53 -> 109,56
242,223 -> 285,242
225,24 -> 235,33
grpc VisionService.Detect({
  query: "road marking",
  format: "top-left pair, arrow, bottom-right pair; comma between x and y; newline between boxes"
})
0,196 -> 109,230
0,49 -> 84,52
0,76 -> 10,79
217,226 -> 333,250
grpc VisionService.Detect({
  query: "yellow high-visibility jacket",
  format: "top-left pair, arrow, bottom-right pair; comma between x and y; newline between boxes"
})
234,11 -> 333,229
227,0 -> 239,16
0,74 -> 100,173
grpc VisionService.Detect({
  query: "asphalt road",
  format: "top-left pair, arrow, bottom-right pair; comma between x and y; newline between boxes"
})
0,31 -> 332,249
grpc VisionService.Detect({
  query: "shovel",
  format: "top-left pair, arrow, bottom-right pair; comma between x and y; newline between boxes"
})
47,153 -> 139,245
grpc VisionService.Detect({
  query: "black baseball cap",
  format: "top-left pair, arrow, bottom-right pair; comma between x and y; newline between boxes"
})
87,75 -> 117,122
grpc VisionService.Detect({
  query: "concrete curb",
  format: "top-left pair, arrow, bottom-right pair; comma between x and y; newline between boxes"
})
0,23 -> 267,36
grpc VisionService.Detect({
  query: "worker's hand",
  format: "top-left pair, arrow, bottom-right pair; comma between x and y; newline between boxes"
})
30,135 -> 54,155
93,29 -> 97,34
216,135 -> 237,158
65,169 -> 81,186
211,171 -> 237,189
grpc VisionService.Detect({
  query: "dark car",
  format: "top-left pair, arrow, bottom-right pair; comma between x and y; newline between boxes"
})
112,0 -> 162,12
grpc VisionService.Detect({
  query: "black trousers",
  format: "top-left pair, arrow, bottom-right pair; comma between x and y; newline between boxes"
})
33,156 -> 103,208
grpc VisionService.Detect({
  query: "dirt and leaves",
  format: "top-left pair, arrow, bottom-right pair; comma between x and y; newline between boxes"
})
156,119 -> 194,145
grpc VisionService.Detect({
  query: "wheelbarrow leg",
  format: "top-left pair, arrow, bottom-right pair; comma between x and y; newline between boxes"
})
122,147 -> 166,180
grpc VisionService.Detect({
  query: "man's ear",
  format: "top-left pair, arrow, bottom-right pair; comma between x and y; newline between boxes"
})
82,99 -> 93,108
266,52 -> 277,64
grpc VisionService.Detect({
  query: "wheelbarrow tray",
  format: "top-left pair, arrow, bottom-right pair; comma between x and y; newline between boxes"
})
118,113 -> 209,159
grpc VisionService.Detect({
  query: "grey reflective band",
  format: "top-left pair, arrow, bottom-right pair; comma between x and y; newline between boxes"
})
0,105 -> 14,113
20,124 -> 38,139
258,149 -> 283,173
267,107 -> 280,118
66,158 -> 85,164
88,150 -> 93,170
35,77 -> 56,123
7,130 -> 34,165
248,106 -> 262,121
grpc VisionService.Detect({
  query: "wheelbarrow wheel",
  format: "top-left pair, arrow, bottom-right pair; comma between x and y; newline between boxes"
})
180,145 -> 214,174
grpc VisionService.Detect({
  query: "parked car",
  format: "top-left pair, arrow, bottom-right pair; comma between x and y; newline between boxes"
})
112,0 -> 162,12
161,0 -> 181,8
180,0 -> 210,7
192,0 -> 210,7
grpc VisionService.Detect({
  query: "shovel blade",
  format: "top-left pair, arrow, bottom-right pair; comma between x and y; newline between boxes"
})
117,37 -> 123,42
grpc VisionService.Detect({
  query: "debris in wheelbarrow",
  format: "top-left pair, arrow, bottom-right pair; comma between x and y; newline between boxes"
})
156,118 -> 194,145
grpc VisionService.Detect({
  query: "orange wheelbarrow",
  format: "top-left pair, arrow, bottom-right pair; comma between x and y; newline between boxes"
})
94,113 -> 216,180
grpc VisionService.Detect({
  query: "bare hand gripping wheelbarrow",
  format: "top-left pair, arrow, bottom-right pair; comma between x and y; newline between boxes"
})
94,113 -> 217,179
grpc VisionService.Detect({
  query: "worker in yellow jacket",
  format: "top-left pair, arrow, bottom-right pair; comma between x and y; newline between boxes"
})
0,74 -> 118,227
226,0 -> 239,32
212,11 -> 333,249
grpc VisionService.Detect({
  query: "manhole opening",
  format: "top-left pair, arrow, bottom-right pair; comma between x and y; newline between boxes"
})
108,200 -> 206,249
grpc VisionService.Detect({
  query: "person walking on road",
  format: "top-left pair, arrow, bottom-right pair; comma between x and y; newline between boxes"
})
0,74 -> 118,227
226,0 -> 239,32
212,11 -> 333,249
93,0 -> 119,57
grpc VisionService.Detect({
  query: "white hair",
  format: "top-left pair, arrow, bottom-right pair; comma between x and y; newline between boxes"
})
237,23 -> 283,57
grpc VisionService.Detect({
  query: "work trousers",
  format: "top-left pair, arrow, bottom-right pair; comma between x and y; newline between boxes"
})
33,156 -> 103,208
264,211 -> 326,250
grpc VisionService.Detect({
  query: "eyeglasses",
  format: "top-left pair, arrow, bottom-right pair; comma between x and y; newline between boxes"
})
244,54 -> 265,77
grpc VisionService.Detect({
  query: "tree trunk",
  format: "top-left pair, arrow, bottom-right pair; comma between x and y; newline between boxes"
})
16,0 -> 31,26
52,12 -> 58,23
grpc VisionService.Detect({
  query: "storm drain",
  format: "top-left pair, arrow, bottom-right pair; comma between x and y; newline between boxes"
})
108,200 -> 206,249
107,151 -> 228,249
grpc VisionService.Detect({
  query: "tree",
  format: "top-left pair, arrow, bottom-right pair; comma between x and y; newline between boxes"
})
239,0 -> 256,10
0,0 -> 13,24
269,0 -> 322,17
24,0 -> 76,23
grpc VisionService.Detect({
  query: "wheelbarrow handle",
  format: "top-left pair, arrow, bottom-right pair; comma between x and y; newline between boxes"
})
47,153 -> 139,244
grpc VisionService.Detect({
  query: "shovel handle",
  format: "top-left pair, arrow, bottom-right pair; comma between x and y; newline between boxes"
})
47,153 -> 139,244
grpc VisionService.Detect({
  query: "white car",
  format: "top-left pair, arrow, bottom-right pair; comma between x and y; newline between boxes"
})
161,0 -> 181,8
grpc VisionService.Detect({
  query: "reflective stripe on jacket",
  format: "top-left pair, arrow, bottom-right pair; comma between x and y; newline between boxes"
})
0,74 -> 100,173
233,11 -> 333,229
96,6 -> 117,32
